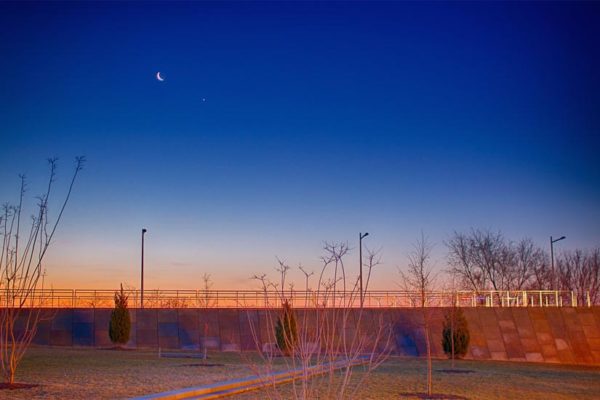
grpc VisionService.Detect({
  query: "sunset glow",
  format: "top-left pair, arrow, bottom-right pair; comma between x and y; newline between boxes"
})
1,1 -> 598,292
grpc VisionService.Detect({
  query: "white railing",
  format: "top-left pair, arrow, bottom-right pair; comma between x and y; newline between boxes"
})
0,289 -> 593,308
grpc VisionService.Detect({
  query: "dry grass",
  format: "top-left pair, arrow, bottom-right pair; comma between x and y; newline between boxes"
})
236,357 -> 600,400
359,357 -> 600,400
6,347 -> 600,400
7,346 -> 257,399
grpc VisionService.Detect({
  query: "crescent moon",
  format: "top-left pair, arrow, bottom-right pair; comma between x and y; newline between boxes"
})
156,72 -> 164,81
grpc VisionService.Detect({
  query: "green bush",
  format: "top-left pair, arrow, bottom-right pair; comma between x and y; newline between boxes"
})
109,284 -> 131,346
275,300 -> 298,356
442,306 -> 470,359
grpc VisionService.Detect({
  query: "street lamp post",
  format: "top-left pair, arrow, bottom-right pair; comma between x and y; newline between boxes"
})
359,232 -> 369,307
141,228 -> 147,309
550,235 -> 565,290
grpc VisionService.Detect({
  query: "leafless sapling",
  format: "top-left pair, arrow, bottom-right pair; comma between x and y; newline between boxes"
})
399,233 -> 437,397
0,157 -> 84,385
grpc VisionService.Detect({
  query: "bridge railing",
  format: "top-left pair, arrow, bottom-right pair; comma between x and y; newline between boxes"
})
0,289 -> 592,308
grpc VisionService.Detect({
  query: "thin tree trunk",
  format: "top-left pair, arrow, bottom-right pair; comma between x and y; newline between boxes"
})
10,343 -> 16,385
451,294 -> 455,369
425,321 -> 432,396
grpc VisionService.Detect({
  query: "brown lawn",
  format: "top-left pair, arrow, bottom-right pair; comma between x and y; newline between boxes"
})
5,347 -> 600,399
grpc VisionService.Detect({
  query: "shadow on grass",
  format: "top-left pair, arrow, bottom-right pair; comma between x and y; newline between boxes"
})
179,363 -> 225,367
399,393 -> 469,399
101,346 -> 136,351
0,383 -> 39,391
436,369 -> 475,374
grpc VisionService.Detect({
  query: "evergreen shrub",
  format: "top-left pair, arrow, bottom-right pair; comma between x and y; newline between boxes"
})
275,300 -> 298,356
442,306 -> 470,359
109,284 -> 131,346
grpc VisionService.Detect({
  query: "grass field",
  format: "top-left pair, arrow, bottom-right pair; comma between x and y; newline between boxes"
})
5,347 -> 600,399
236,357 -> 600,400
6,346 -> 255,399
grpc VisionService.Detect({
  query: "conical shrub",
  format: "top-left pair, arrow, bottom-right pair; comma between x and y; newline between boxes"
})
275,300 -> 297,356
109,284 -> 131,346
442,306 -> 470,359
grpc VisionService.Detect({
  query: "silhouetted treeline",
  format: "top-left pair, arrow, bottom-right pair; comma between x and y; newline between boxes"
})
446,230 -> 599,305
557,249 -> 600,305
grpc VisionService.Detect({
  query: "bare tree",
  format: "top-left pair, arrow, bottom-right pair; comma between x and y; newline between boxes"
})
446,231 -> 486,290
447,230 -> 546,292
510,238 -> 546,290
399,233 -> 437,397
0,157 -> 84,385
557,248 -> 600,305
448,229 -> 599,306
469,230 -> 508,291
530,259 -> 553,291
201,273 -> 213,307
248,242 -> 392,400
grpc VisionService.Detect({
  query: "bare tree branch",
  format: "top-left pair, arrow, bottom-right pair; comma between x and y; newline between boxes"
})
0,157 -> 84,385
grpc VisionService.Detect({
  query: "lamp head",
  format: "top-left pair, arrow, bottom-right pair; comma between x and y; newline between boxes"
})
142,228 -> 147,234
552,235 -> 565,243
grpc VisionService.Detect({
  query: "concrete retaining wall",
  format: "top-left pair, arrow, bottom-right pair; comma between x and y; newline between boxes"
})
25,307 -> 600,365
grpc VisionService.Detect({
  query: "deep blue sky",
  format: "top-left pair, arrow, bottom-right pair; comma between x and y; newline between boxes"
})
1,1 -> 599,289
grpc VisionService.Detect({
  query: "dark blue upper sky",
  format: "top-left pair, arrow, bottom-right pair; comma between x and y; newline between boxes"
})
1,1 -> 599,289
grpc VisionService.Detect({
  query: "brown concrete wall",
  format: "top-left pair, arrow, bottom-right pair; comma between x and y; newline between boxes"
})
459,307 -> 600,364
22,307 -> 600,365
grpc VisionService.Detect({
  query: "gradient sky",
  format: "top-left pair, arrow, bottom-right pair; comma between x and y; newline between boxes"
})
1,1 -> 599,291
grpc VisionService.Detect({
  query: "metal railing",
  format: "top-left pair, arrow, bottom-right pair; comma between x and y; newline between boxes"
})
1,289 -> 593,308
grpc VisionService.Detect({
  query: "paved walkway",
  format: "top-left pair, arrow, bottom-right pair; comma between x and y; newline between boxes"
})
131,357 -> 369,400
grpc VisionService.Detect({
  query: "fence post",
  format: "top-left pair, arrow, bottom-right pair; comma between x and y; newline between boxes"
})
523,291 -> 527,307
555,291 -> 559,307
588,291 -> 592,307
